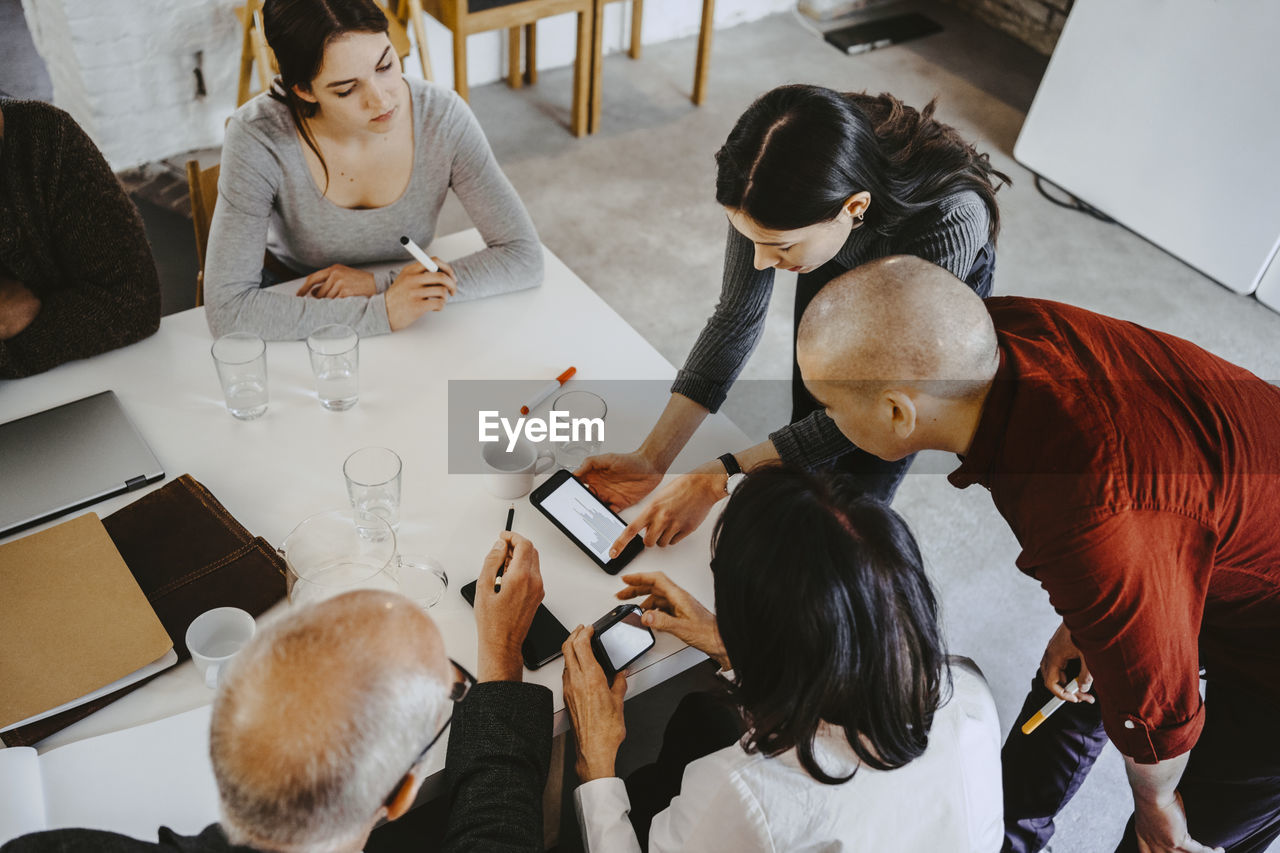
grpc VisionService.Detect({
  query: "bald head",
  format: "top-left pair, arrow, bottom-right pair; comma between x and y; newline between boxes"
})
211,591 -> 450,853
797,256 -> 998,397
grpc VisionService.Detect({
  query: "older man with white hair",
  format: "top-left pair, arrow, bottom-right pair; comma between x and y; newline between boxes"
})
3,532 -> 552,853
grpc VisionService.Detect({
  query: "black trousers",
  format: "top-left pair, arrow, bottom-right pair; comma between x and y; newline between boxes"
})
1002,673 -> 1280,853
625,691 -> 743,847
789,241 -> 997,503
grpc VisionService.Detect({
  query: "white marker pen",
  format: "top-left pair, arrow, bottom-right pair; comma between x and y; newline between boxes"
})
399,235 -> 440,273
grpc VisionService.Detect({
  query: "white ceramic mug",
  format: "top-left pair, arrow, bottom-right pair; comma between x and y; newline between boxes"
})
482,437 -> 555,500
185,607 -> 256,689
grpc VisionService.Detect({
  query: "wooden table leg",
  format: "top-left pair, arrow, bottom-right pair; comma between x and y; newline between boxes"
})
571,6 -> 592,136
629,0 -> 644,59
692,0 -> 715,106
589,0 -> 605,134
542,730 -> 567,850
525,22 -> 538,85
507,26 -> 523,89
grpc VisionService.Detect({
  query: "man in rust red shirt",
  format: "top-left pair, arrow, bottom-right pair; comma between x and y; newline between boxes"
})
797,256 -> 1280,853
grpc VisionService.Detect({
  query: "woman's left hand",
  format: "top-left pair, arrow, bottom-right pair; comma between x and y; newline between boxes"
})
562,625 -> 627,782
296,264 -> 378,298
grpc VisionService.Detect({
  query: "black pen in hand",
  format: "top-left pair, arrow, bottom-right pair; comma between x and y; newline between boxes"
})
494,505 -> 514,593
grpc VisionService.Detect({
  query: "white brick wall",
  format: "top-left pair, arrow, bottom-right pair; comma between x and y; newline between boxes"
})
19,0 -> 793,170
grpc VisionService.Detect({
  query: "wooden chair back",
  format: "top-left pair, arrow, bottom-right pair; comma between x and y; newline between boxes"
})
186,161 -> 220,308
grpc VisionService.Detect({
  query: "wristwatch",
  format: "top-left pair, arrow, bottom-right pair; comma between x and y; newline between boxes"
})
718,452 -> 747,496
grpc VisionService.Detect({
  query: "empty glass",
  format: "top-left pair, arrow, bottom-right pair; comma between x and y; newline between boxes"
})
211,332 -> 268,420
552,390 -> 607,469
306,324 -> 359,411
344,447 -> 402,535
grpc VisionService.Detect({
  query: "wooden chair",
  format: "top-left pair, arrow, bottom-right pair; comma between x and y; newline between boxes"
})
586,0 -> 715,133
236,0 -> 425,108
399,0 -> 595,137
185,161 -> 221,308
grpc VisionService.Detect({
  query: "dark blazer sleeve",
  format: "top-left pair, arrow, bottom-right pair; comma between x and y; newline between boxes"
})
441,681 -> 553,852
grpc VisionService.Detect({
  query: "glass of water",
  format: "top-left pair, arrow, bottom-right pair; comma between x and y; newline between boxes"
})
552,390 -> 607,470
211,332 -> 268,420
306,324 -> 359,411
343,447 -> 402,535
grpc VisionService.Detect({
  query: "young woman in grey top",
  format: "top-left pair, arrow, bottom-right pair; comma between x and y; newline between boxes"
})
203,0 -> 542,341
579,85 -> 1008,554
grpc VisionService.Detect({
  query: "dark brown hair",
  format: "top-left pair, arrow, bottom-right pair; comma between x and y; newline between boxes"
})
262,0 -> 389,191
711,465 -> 949,784
715,84 -> 1010,244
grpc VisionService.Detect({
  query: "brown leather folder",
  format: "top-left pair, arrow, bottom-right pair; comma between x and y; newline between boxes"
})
1,475 -> 286,747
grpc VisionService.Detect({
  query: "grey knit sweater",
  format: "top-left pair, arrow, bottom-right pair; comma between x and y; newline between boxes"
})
203,79 -> 542,341
671,190 -> 990,468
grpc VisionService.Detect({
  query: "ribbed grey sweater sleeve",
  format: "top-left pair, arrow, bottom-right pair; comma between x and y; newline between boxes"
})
438,92 -> 544,303
769,194 -> 991,468
670,225 -> 775,412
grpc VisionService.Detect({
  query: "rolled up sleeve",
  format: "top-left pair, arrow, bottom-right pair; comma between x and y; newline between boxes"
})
1025,509 -> 1215,762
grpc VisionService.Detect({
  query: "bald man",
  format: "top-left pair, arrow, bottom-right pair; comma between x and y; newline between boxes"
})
2,533 -> 552,853
796,257 -> 1280,853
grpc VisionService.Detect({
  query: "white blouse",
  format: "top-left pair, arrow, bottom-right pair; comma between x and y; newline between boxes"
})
574,660 -> 1003,852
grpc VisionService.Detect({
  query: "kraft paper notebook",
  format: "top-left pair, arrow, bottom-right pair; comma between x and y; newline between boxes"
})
0,513 -> 174,731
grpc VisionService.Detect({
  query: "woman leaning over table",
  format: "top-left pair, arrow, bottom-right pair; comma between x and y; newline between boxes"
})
562,466 -> 1003,851
577,84 -> 1009,551
203,0 -> 542,341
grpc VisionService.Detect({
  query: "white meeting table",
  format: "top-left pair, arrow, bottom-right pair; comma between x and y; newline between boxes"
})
0,230 -> 750,830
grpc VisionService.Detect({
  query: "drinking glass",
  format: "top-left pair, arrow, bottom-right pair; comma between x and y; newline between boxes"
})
211,332 -> 268,420
306,324 -> 359,411
344,447 -> 402,534
552,390 -> 607,470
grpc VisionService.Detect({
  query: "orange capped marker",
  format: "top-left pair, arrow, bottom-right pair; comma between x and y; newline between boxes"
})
521,367 -> 577,415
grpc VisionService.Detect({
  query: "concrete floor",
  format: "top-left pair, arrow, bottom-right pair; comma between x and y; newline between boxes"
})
7,0 -> 1280,849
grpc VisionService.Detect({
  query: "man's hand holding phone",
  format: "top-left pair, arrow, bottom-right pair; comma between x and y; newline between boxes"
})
475,532 -> 544,682
616,571 -> 729,671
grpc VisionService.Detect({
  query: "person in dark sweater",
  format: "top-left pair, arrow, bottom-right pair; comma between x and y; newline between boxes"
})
2,532 -> 554,853
576,84 -> 1010,557
797,256 -> 1280,853
0,99 -> 161,379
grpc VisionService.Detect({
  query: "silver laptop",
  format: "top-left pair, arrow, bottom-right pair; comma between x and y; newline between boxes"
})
0,391 -> 165,537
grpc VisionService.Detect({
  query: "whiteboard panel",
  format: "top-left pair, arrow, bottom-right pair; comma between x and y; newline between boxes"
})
1013,0 -> 1280,295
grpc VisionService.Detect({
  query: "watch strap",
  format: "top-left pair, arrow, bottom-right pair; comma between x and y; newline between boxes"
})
718,452 -> 742,476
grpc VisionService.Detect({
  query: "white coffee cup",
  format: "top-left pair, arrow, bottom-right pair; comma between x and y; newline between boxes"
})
482,437 -> 555,499
185,607 -> 256,689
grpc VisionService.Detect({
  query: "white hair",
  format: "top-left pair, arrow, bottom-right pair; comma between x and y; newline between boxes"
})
209,592 -> 450,852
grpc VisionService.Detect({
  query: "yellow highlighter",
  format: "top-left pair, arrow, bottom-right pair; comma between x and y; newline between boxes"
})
1020,678 -> 1080,735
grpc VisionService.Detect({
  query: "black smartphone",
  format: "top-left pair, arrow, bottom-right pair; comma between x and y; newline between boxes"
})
460,580 -> 569,670
529,469 -> 644,575
590,604 -> 655,682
